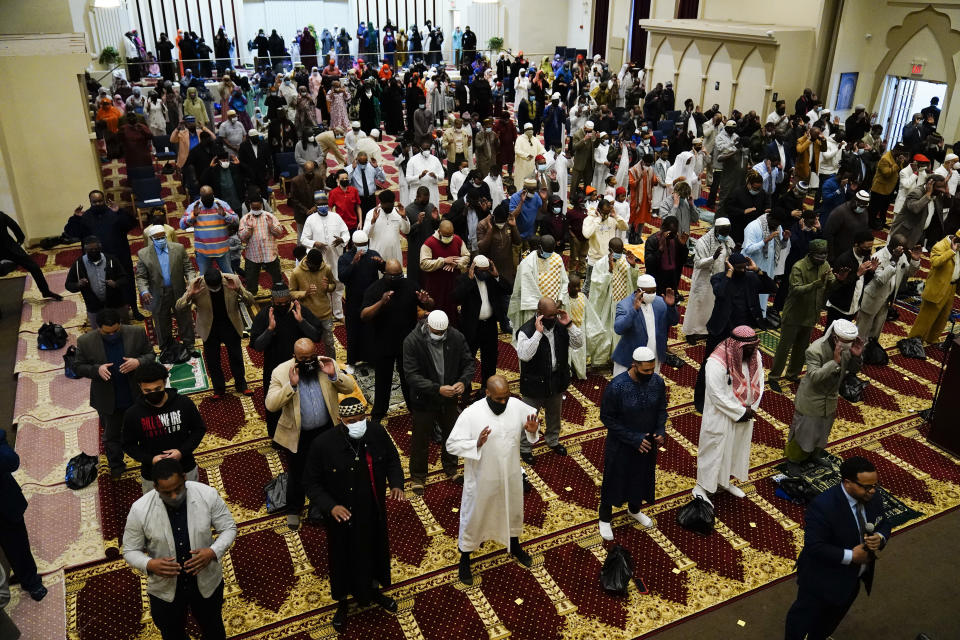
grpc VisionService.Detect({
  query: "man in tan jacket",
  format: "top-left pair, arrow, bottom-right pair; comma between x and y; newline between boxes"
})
288,249 -> 338,358
265,338 -> 357,530
176,269 -> 255,398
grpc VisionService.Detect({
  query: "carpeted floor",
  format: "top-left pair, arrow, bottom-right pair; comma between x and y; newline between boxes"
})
5,137 -> 960,640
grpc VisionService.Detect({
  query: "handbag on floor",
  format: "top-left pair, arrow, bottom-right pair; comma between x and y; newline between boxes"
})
863,338 -> 889,366
38,322 -> 67,351
264,473 -> 288,514
897,337 -> 926,360
839,374 -> 869,403
600,544 -> 633,596
676,496 -> 714,535
65,452 -> 98,490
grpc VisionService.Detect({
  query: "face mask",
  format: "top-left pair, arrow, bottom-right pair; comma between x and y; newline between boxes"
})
159,488 -> 187,509
429,330 -> 446,341
526,132 -> 533,138
725,128 -> 736,134
251,207 -> 263,216
440,235 -> 454,244
356,245 -> 368,254
421,149 -> 431,157
642,292 -> 655,304
419,104 -> 426,110
855,205 -> 867,214
201,196 -> 215,207
86,250 -> 103,262
632,369 -> 653,384
748,188 -> 760,195
552,207 -> 562,214
144,389 -> 166,405
316,205 -> 329,216
486,397 -> 508,415
230,117 -> 237,123
495,222 -> 507,229
611,252 -> 623,261
537,164 -> 547,171
153,238 -> 167,251
346,419 -> 367,439
475,270 -> 490,281
485,127 -> 492,133
102,331 -> 122,344
541,318 -> 556,331
274,302 -> 290,314
538,250 -> 553,260
219,161 -> 231,169
297,357 -> 321,376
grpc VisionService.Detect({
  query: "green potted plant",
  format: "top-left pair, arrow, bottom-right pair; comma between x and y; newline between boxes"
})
487,37 -> 504,53
98,46 -> 121,66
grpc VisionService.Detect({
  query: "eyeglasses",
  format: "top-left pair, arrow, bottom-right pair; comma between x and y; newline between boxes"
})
851,480 -> 879,492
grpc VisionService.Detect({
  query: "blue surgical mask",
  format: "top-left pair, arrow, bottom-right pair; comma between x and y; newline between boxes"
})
538,250 -> 553,260
153,238 -> 167,251
716,233 -> 728,242
748,188 -> 761,195
612,252 -> 623,261
317,206 -> 329,216
346,419 -> 367,439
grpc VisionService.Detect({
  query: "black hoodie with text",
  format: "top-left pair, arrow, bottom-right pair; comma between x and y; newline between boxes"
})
122,388 -> 206,480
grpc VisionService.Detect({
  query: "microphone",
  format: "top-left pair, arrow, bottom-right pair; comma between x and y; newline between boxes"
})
864,522 -> 877,560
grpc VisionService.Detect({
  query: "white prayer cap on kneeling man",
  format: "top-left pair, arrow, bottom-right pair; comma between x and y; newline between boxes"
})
632,347 -> 656,362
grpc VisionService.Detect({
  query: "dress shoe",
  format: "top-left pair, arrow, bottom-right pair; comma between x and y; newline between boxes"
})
598,520 -> 614,541
768,379 -> 783,394
332,601 -> 349,633
43,292 -> 64,301
287,514 -> 300,531
511,545 -> 533,567
458,556 -> 473,585
521,451 -> 535,465
110,467 -> 126,480
410,482 -> 425,497
27,584 -> 48,602
372,592 -> 398,613
550,443 -> 567,456
665,353 -> 686,369
522,476 -> 533,494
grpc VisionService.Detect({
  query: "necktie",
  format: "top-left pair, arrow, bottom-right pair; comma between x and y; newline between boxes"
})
855,502 -> 867,538
766,170 -> 773,193
360,166 -> 369,197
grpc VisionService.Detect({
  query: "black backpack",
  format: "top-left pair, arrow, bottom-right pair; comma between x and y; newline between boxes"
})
38,322 -> 67,350
63,345 -> 80,379
65,452 -> 98,490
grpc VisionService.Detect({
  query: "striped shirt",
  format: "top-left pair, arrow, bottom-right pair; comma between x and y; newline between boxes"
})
238,211 -> 285,263
181,198 -> 238,257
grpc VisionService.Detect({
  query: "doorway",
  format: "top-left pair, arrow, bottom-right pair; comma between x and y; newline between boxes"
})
878,76 -> 948,147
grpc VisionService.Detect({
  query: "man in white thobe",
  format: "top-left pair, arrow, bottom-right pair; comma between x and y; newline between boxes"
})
694,326 -> 764,505
300,192 -> 350,318
585,238 -> 639,365
514,123 -> 545,184
550,149 -> 571,212
682,218 -> 735,341
362,191 -> 410,264
406,143 -> 445,205
446,375 -> 540,585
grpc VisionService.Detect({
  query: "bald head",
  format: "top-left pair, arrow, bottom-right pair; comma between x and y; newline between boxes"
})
537,297 -> 558,316
485,375 -> 510,402
293,338 -> 316,359
199,185 -> 214,198
384,259 -> 403,276
438,220 -> 454,236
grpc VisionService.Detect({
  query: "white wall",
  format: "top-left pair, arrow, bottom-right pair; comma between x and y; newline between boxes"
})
567,0 -> 590,50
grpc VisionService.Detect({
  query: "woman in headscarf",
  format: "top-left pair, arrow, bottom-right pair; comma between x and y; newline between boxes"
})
96,97 -> 125,133
628,153 -> 658,239
539,56 -> 554,82
327,79 -> 351,131
383,27 -> 396,66
409,26 -> 422,62
664,150 -> 701,201
162,82 -> 180,134
229,88 -> 253,130
396,29 -> 408,67
357,80 -> 379,133
268,109 -> 297,155
214,28 -> 231,76
381,76 -> 406,136
124,87 -> 145,114
144,90 -> 168,136
300,26 -> 318,70
514,68 -> 530,107
405,72 -> 425,132
293,85 -> 317,136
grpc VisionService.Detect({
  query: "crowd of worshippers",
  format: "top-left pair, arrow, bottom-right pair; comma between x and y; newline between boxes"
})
22,58 -> 958,637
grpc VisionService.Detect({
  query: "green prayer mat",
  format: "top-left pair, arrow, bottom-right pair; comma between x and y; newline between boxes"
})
167,357 -> 210,394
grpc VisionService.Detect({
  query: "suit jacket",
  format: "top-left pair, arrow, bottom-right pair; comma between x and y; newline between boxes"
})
74,325 -> 156,414
795,484 -> 891,600
264,359 -> 357,453
611,296 -> 679,366
0,431 -> 27,521
135,241 -> 195,313
765,140 -> 795,172
237,138 -> 273,188
921,236 -> 960,306
452,272 -> 512,344
794,135 -> 826,180
794,337 -> 863,418
288,173 -> 327,223
402,324 -> 475,411
64,253 -> 129,312
891,186 -> 943,249
175,274 -> 254,341
571,129 -> 594,173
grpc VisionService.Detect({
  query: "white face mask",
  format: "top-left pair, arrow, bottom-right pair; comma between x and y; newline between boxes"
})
251,207 -> 263,216
421,149 -> 431,158
440,235 -> 453,245
642,292 -> 656,304
429,331 -> 446,341
346,419 -> 367,439
219,161 -> 230,169
356,245 -> 368,254
230,117 -> 237,123
495,222 -> 507,229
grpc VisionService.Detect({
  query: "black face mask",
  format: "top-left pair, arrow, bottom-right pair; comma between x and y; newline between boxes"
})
387,274 -> 403,289
90,200 -> 105,209
144,389 -> 166,405
475,270 -> 489,281
86,250 -> 102,262
486,397 -> 508,415
340,180 -> 350,187
273,302 -> 290,314
201,196 -> 215,207
634,372 -> 653,385
541,318 -> 556,331
733,269 -> 746,278
297,358 -> 321,376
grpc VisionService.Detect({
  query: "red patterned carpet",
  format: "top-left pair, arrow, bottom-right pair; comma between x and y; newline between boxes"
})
5,137 -> 960,640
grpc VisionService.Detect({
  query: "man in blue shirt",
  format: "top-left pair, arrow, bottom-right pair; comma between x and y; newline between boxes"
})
347,151 -> 387,225
507,177 -> 548,242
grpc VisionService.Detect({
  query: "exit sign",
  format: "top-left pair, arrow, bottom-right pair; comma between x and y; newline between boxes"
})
911,63 -> 924,75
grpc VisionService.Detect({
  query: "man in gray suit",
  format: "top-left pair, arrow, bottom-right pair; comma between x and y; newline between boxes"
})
136,225 -> 197,362
74,308 -> 156,478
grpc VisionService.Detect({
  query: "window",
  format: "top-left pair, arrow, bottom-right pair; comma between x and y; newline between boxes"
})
676,0 -> 699,19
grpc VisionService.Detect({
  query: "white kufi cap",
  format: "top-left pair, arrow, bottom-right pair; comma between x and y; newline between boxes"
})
632,346 -> 655,362
427,310 -> 449,331
352,230 -> 368,244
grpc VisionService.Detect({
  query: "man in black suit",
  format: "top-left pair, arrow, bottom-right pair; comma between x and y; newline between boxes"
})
237,129 -> 273,194
453,255 -> 511,397
785,456 -> 891,640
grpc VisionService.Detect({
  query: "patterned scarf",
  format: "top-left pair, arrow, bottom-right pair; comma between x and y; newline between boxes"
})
708,325 -> 762,406
758,214 -> 782,264
568,294 -> 585,326
611,257 -> 630,303
536,254 -> 565,300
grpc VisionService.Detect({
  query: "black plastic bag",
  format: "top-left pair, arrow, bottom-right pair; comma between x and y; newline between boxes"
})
778,477 -> 820,504
65,452 -> 98,489
862,338 -> 889,366
159,342 -> 191,365
600,544 -> 633,596
38,322 -> 67,351
897,337 -> 926,360
63,345 -> 80,379
839,374 -> 869,403
265,473 -> 288,514
676,496 -> 714,535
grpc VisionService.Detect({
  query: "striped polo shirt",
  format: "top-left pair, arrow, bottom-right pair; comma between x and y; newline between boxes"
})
181,198 -> 238,257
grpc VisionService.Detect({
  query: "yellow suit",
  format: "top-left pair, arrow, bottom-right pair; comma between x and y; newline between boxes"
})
909,235 -> 959,343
